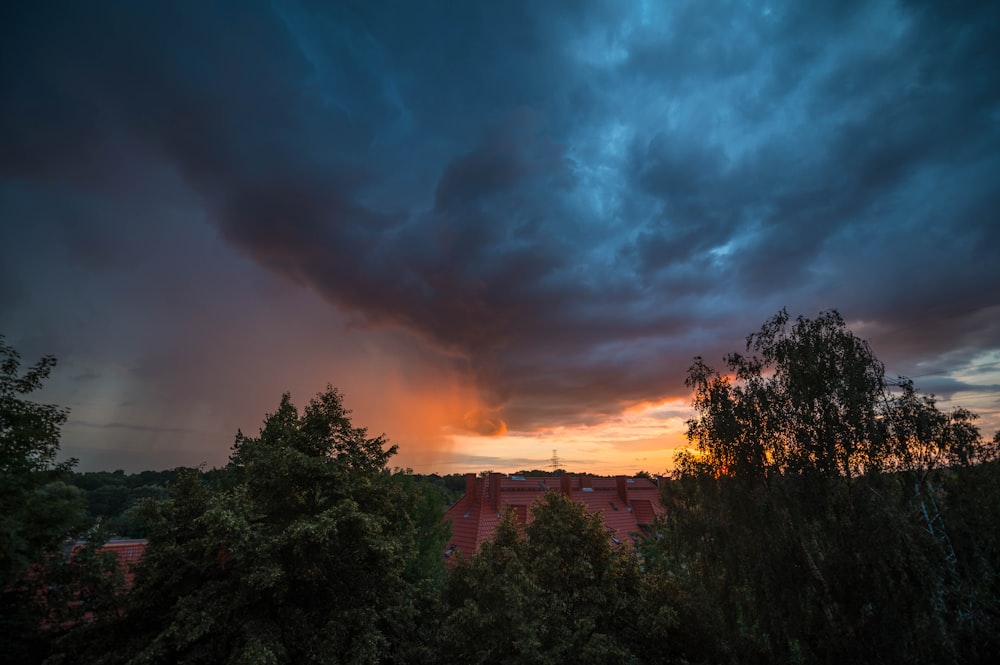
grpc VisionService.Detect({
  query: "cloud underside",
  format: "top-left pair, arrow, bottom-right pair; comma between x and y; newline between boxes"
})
2,0 -> 999,439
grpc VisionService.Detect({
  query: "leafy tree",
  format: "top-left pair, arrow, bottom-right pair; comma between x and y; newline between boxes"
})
1,337 -> 78,583
887,378 -> 992,475
391,471 -> 451,588
655,310 -> 999,664
441,491 -> 645,663
41,523 -> 128,630
57,387 -> 443,664
931,454 -> 1000,661
682,309 -> 894,483
0,337 -> 108,664
406,472 -> 467,506
521,492 -> 641,660
440,510 -> 544,662
65,469 -> 188,537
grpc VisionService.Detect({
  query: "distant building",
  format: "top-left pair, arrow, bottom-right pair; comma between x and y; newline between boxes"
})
88,538 -> 146,587
444,473 -> 664,561
32,539 -> 148,630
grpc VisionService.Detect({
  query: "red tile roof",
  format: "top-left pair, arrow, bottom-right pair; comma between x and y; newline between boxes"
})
443,474 -> 664,563
72,538 -> 147,587
36,539 -> 149,630
630,499 -> 657,526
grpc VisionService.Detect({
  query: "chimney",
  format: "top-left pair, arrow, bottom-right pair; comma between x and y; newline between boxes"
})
490,473 -> 503,512
616,475 -> 629,505
465,473 -> 476,509
580,475 -> 592,489
560,474 -> 572,497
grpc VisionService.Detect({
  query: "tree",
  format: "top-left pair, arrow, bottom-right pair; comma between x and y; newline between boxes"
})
440,510 -> 545,662
655,310 -> 999,663
0,337 -> 102,664
57,386 -> 442,664
682,309 -> 893,482
1,336 -> 78,583
390,471 -> 451,589
521,492 -> 641,660
441,491 -> 644,662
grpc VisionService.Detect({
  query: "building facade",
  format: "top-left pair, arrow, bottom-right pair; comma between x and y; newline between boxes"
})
444,473 -> 664,561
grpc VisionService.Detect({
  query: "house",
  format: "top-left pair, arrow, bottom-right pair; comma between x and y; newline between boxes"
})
443,473 -> 664,561
29,538 -> 148,630
91,538 -> 147,587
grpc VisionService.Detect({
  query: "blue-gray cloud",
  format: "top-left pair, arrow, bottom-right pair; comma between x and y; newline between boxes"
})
2,0 -> 998,455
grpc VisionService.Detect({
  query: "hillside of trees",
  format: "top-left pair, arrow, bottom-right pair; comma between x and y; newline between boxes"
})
2,311 -> 998,664
59,467 -> 467,541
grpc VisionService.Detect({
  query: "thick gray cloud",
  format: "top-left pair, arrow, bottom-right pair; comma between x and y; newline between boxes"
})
2,0 -> 998,469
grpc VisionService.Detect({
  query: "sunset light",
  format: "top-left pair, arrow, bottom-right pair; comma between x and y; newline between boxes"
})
2,0 -> 997,476
4,2 -> 999,661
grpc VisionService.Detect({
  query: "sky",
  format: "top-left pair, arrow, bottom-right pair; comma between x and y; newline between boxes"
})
2,0 -> 998,475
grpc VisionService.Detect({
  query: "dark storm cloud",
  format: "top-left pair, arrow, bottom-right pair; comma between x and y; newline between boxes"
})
2,0 -> 998,436
73,421 -> 199,434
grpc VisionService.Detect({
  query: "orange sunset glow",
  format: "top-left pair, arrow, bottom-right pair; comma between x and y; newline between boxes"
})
5,3 -> 999,663
3,0 -> 997,475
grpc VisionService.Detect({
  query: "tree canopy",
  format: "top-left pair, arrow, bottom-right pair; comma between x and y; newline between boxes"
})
441,491 -> 643,662
1,337 -> 125,665
1,337 -> 77,585
10,314 -> 999,664
653,309 -> 1000,663
56,386 -> 449,665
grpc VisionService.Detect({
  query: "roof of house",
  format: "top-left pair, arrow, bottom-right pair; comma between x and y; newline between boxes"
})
70,538 -> 147,587
96,539 -> 147,566
443,473 -> 664,561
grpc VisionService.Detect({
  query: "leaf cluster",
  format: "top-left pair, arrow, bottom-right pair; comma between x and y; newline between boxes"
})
657,310 -> 1000,663
440,491 -> 648,663
53,387 -> 448,664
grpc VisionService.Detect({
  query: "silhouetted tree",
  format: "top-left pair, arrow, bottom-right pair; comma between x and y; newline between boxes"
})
653,310 -> 999,664
441,491 -> 644,662
0,337 -> 102,664
55,387 -> 444,664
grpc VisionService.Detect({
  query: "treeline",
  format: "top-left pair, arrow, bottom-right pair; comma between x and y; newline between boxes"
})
648,311 -> 1000,664
2,311 -> 999,664
63,468 -> 468,539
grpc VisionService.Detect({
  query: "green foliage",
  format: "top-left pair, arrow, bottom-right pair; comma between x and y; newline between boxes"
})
653,310 -> 1000,664
58,387 -> 446,664
441,511 -> 544,661
10,321 -> 997,663
42,523 -> 128,628
522,492 -> 642,661
1,337 -> 79,585
887,379 -> 993,474
391,471 -> 451,588
0,337 -> 131,665
0,337 -> 73,478
1,339 -> 75,662
407,472 -> 467,506
66,468 -> 200,537
441,491 -> 645,663
682,309 -> 892,481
